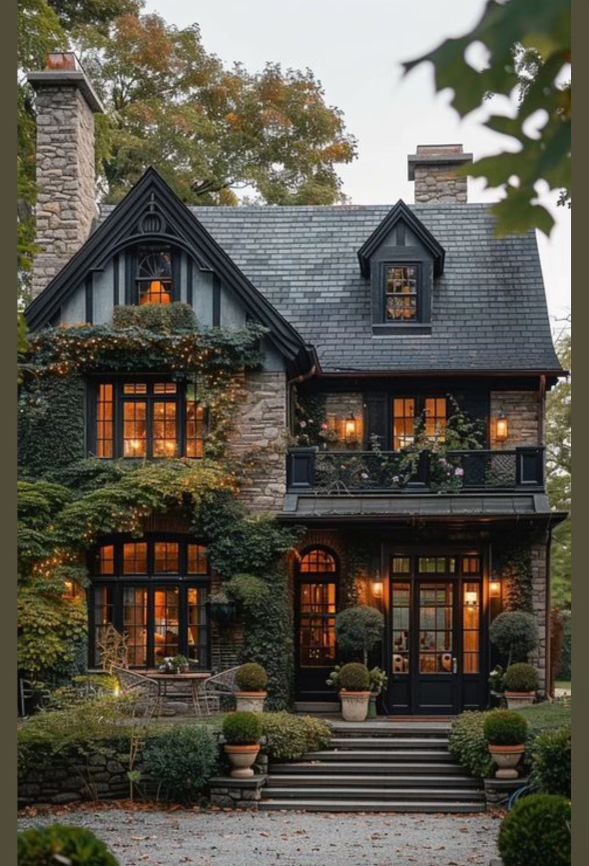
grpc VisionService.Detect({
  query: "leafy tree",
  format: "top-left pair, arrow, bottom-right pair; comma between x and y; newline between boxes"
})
403,0 -> 570,236
546,327 -> 571,608
74,12 -> 356,205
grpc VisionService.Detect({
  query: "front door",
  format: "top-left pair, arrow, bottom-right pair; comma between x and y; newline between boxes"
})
295,548 -> 338,702
388,553 -> 485,714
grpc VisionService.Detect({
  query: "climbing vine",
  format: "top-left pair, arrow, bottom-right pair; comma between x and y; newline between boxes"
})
493,539 -> 534,613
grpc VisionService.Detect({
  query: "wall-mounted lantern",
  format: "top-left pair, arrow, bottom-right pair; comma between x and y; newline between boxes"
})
372,576 -> 384,598
495,412 -> 509,443
489,579 -> 502,599
344,412 -> 358,444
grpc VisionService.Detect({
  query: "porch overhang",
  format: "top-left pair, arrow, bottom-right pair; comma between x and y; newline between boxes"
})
279,492 -> 568,528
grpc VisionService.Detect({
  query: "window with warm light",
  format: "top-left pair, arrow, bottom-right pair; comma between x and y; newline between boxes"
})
91,537 -> 209,669
136,247 -> 174,305
385,264 -> 418,321
298,548 -> 338,668
91,379 -> 206,460
393,396 -> 447,450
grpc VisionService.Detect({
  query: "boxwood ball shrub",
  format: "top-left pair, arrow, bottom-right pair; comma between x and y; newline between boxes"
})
338,662 -> 370,691
235,662 -> 268,692
142,725 -> 219,804
530,726 -> 571,797
503,663 -> 539,692
222,711 -> 262,745
448,712 -> 494,778
18,825 -> 119,866
489,611 -> 538,664
335,605 -> 384,663
498,794 -> 571,866
483,710 -> 529,745
259,712 -> 331,762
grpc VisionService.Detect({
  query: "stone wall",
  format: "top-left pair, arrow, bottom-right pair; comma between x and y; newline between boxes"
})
409,144 -> 473,203
228,371 -> 287,514
529,540 -> 548,695
31,85 -> 98,299
324,391 -> 365,449
490,391 -> 540,449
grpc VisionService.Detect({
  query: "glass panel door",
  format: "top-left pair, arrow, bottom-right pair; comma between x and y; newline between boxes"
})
299,582 -> 336,667
123,586 -> 148,666
153,587 -> 180,664
418,582 -> 454,674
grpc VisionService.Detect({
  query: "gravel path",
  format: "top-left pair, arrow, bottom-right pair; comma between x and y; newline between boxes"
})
19,807 -> 500,866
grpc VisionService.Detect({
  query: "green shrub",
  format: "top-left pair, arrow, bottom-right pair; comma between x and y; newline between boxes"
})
235,662 -> 268,692
338,662 -> 370,691
18,824 -> 119,866
335,606 -> 384,664
503,663 -> 539,692
490,611 -> 538,664
259,712 -> 331,761
498,794 -> 571,866
484,710 -> 529,745
222,711 -> 262,745
530,726 -> 571,797
448,712 -> 494,778
142,725 -> 218,804
112,302 -> 197,333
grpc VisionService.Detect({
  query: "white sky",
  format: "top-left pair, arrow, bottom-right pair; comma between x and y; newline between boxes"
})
144,0 -> 571,328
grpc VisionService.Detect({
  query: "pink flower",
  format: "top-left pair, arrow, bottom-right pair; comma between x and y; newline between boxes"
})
454,467 -> 464,477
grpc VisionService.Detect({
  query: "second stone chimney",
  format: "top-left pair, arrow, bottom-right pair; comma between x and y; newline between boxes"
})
407,144 -> 473,203
27,53 -> 104,299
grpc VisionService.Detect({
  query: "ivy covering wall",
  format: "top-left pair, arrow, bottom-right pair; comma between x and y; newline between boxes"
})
493,537 -> 534,613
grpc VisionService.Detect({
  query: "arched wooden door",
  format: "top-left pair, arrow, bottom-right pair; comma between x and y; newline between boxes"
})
295,548 -> 338,702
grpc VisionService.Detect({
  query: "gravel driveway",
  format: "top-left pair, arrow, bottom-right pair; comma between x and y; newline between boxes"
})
19,806 -> 500,866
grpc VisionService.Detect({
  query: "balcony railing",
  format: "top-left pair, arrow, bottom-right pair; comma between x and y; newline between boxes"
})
287,447 -> 545,494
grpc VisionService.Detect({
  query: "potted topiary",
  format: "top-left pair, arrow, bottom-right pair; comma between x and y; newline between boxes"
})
489,610 -> 539,667
338,662 -> 371,722
336,605 -> 385,666
503,662 -> 539,708
484,709 -> 529,779
234,662 -> 268,712
222,711 -> 262,778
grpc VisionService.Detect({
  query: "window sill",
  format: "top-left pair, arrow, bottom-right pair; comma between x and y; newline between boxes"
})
372,323 -> 432,336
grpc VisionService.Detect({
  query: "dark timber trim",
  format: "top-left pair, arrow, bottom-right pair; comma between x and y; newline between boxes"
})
358,199 -> 445,278
113,253 -> 120,307
85,275 -> 93,324
212,274 -> 221,327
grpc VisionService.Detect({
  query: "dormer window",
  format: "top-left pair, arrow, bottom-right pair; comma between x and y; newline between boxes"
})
136,246 -> 174,305
385,265 -> 419,322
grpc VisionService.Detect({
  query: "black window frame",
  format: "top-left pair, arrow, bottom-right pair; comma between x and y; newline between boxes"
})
391,394 -> 448,451
370,251 -> 434,335
87,375 -> 206,460
88,535 -> 211,670
126,244 -> 181,306
383,262 -> 421,323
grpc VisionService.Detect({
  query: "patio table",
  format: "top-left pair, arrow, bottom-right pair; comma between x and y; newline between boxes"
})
145,671 -> 211,716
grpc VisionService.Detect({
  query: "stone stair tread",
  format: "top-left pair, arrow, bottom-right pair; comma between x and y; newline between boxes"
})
303,749 -> 454,760
263,787 -> 485,799
267,774 -> 479,787
330,737 -> 449,748
260,799 -> 486,813
272,761 -> 464,771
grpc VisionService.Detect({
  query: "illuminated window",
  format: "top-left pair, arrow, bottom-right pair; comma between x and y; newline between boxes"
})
124,587 -> 148,666
154,587 -> 179,663
385,265 -> 418,321
123,400 -> 147,457
463,582 -> 481,674
393,398 -> 415,449
96,384 -> 114,458
154,542 -> 179,573
424,398 -> 447,442
98,545 -> 115,575
300,549 -> 337,573
136,248 -> 173,305
123,542 -> 148,574
299,582 -> 337,667
187,544 -> 208,575
186,382 -> 206,458
393,396 -> 448,450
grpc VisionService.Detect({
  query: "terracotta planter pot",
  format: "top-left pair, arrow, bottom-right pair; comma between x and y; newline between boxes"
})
505,691 -> 536,709
234,691 -> 267,713
339,690 -> 371,722
488,744 -> 525,780
224,744 -> 260,778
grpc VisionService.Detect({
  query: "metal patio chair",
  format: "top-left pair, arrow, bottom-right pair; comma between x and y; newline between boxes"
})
200,665 -> 240,715
112,665 -> 164,718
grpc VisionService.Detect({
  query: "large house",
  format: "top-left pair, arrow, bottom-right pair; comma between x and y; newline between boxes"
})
23,54 -> 566,716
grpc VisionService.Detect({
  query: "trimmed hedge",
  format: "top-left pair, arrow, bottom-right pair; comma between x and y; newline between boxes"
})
339,662 -> 370,691
235,662 -> 268,692
448,712 -> 494,778
483,710 -> 529,746
498,794 -> 571,866
503,663 -> 539,692
222,711 -> 262,745
259,712 -> 331,762
530,726 -> 571,797
142,725 -> 219,804
18,825 -> 119,866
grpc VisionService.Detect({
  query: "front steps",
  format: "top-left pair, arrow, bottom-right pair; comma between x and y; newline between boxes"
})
260,720 -> 483,813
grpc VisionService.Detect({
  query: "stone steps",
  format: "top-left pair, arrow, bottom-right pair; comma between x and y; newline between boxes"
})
261,799 -> 485,813
266,773 -> 480,789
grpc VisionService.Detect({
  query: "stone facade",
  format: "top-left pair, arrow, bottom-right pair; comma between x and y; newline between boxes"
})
529,540 -> 549,694
30,82 -> 99,299
408,144 -> 473,203
228,371 -> 288,514
490,391 -> 541,449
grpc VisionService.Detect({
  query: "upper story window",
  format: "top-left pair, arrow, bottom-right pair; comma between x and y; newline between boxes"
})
93,378 -> 205,460
385,265 -> 419,322
136,246 -> 174,305
393,396 -> 447,450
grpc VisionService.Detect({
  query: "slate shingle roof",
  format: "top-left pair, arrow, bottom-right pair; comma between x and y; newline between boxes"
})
101,201 -> 562,375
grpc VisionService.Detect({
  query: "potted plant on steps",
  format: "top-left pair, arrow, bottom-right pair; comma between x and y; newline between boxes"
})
222,711 -> 262,778
338,662 -> 372,722
368,667 -> 388,718
484,709 -> 529,780
234,663 -> 268,712
503,663 -> 539,709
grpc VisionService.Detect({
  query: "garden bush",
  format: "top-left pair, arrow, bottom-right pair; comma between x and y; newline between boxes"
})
222,711 -> 262,744
448,712 -> 494,778
503,663 -> 539,692
490,611 -> 538,664
259,712 -> 331,761
18,824 -> 119,866
483,710 -> 529,745
235,662 -> 268,692
112,302 -> 197,333
338,662 -> 370,691
335,606 -> 384,664
530,726 -> 571,797
142,725 -> 218,804
498,794 -> 571,866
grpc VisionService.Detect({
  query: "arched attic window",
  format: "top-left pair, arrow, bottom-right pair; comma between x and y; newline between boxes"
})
136,246 -> 174,305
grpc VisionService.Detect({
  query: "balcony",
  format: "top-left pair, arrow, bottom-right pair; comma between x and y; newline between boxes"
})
287,447 -> 545,495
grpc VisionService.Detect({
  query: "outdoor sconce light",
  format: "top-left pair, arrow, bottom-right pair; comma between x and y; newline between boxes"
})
372,578 -> 384,598
495,412 -> 509,442
344,413 -> 358,443
464,589 -> 479,607
489,579 -> 502,599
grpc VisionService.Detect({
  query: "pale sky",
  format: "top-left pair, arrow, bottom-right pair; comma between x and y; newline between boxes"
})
144,0 -> 571,329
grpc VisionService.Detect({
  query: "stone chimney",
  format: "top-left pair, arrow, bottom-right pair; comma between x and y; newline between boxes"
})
27,53 -> 104,298
407,144 -> 473,203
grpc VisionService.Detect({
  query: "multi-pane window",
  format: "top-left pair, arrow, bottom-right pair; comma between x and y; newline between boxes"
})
419,583 -> 454,674
298,548 -> 337,668
385,265 -> 418,321
391,582 -> 410,673
92,379 -> 206,460
463,582 -> 481,674
393,396 -> 448,450
137,247 -> 173,305
91,538 -> 209,669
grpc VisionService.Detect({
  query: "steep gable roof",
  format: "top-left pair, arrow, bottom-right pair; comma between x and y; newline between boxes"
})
25,168 -> 315,374
357,199 -> 445,277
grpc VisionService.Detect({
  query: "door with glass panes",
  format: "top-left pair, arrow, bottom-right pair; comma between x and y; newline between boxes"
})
388,553 -> 485,714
